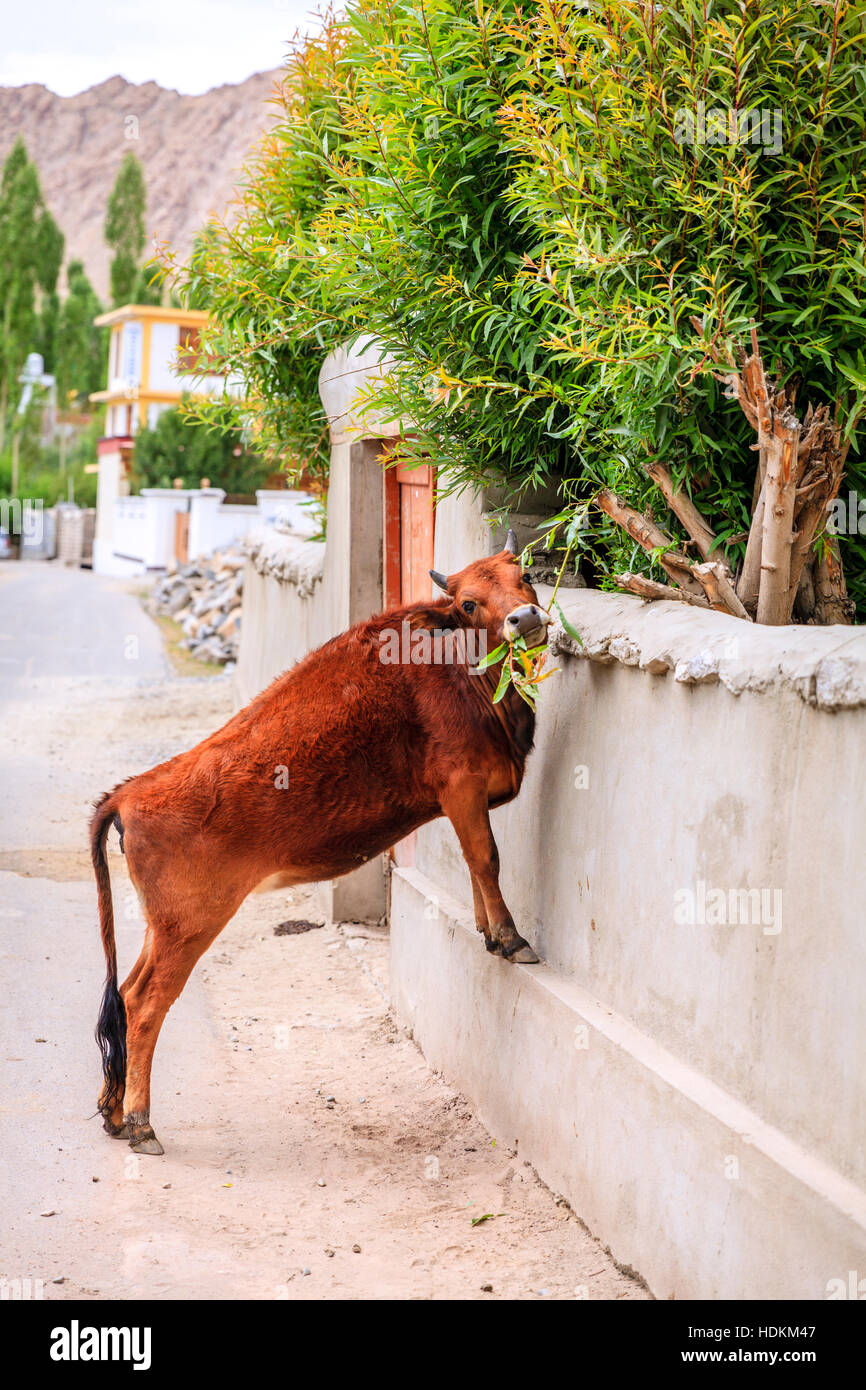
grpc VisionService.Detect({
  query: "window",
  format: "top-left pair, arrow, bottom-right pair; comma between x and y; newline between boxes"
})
111,329 -> 122,381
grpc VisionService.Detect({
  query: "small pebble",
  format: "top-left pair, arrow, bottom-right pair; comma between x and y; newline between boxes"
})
41,1210 -> 56,1217
325,1249 -> 335,1258
91,1176 -> 99,1183
352,1244 -> 361,1254
481,1283 -> 493,1292
162,1184 -> 171,1190
52,1277 -> 65,1285
301,1267 -> 311,1276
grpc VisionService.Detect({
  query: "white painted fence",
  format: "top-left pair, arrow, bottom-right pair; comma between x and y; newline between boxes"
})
101,488 -> 312,575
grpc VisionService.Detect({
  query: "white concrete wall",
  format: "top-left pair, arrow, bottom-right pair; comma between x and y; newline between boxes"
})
390,560 -> 866,1299
234,529 -> 328,707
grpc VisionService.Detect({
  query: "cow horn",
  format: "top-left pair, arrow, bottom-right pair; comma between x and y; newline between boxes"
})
504,528 -> 519,555
429,569 -> 450,593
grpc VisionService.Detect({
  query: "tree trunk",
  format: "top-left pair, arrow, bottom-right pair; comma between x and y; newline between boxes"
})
793,558 -> 817,623
601,331 -> 855,625
738,475 -> 765,616
814,538 -> 854,624
756,420 -> 800,625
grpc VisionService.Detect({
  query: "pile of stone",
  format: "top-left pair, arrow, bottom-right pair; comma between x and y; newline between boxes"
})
150,549 -> 244,666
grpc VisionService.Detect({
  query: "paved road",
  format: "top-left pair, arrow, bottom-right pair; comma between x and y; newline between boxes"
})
0,562 -> 168,681
0,561 -> 231,1298
0,560 -> 646,1301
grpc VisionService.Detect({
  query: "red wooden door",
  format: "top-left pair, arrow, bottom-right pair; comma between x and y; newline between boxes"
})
383,455 -> 435,865
383,460 -> 435,607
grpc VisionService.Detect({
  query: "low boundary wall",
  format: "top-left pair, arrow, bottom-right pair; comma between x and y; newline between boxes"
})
391,587 -> 866,1299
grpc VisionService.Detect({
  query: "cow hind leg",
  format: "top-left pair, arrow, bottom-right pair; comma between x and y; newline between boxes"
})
121,909 -> 232,1155
99,937 -> 161,1138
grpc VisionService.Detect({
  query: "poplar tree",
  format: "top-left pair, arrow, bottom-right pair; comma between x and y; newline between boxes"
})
0,137 -> 64,449
55,261 -> 106,402
104,152 -> 147,307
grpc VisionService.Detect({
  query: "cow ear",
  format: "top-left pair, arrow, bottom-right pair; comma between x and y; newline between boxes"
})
429,569 -> 450,593
504,528 -> 519,555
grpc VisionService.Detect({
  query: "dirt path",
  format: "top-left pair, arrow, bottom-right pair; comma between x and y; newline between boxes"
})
0,562 -> 647,1301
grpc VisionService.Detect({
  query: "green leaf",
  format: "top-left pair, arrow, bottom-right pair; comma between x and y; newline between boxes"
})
475,641 -> 507,671
554,601 -> 583,646
492,661 -> 512,704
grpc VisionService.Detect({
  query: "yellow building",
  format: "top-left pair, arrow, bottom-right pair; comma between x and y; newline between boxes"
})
90,303 -> 222,438
90,303 -> 228,574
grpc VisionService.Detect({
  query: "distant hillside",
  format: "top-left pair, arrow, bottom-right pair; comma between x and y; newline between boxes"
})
0,70 -> 281,299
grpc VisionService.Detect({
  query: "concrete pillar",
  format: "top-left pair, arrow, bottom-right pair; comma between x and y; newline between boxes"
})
312,340 -> 399,925
93,438 -> 132,574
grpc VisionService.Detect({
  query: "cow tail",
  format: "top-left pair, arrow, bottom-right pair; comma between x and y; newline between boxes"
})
91,795 -> 127,1113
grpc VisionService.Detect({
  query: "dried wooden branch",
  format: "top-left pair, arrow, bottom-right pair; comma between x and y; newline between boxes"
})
643,460 -> 726,568
596,488 -> 708,600
692,561 -> 752,621
612,572 -> 712,608
596,487 -> 672,552
598,484 -> 747,617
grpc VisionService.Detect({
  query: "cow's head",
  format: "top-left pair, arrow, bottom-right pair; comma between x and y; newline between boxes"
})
430,530 -> 550,652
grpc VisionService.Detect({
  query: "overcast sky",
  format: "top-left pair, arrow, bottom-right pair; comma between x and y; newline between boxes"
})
0,0 -> 324,95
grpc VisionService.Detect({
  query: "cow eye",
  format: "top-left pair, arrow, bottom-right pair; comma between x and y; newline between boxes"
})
461,600 -> 476,615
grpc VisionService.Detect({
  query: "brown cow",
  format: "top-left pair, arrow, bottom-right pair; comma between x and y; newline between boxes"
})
91,533 -> 550,1154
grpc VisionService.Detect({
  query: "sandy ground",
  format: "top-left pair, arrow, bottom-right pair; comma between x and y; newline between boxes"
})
0,562 -> 648,1301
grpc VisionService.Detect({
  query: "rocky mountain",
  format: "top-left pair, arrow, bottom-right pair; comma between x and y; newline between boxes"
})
0,70 -> 281,299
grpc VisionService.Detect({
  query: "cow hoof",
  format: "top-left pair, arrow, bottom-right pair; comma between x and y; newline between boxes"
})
103,1118 -> 130,1139
128,1125 -> 164,1156
130,1135 -> 165,1156
503,941 -> 540,964
484,937 -> 500,954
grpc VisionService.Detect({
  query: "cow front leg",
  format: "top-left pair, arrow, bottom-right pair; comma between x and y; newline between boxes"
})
442,779 -> 539,964
468,870 -> 497,952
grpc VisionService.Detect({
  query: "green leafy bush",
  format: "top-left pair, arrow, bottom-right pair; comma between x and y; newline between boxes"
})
181,0 -> 866,617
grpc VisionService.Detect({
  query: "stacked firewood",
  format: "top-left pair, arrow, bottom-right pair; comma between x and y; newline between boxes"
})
601,329 -> 852,625
150,550 -> 244,664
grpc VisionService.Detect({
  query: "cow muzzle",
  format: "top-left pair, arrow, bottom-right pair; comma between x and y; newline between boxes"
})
503,604 -> 551,649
